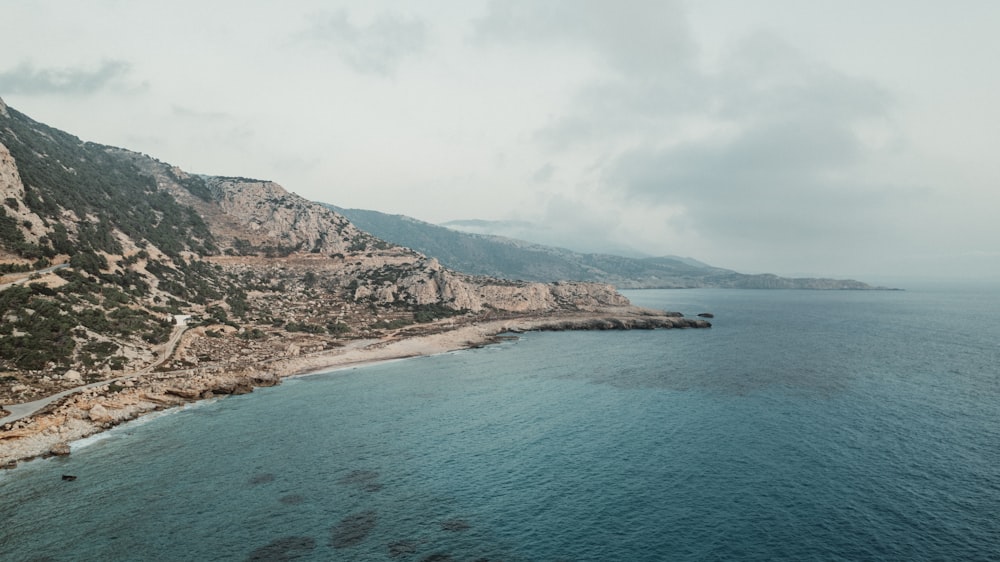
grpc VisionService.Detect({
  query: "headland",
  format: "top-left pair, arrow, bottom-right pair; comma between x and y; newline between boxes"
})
1,307 -> 709,468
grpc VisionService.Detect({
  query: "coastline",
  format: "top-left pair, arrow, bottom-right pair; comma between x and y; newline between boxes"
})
0,308 -> 709,468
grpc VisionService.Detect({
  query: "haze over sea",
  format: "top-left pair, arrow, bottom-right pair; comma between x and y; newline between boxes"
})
2,286 -> 998,561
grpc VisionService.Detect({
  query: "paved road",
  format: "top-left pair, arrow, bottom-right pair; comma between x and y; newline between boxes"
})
0,263 -> 69,290
1,317 -> 189,425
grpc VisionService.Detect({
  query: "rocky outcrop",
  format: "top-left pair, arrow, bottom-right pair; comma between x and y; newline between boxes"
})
205,177 -> 373,254
86,403 -> 116,424
0,97 -> 8,118
0,142 -> 45,246
520,315 -> 710,331
350,255 -> 630,313
49,442 -> 71,456
162,372 -> 279,400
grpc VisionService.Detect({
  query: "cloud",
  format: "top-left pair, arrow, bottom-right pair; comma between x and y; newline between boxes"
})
532,163 -> 555,183
302,10 -> 427,76
171,105 -> 232,122
476,0 -> 694,76
607,34 -> 902,244
477,4 -> 914,262
0,60 -> 139,95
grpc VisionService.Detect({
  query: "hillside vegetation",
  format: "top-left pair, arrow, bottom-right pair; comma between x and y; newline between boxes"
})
329,206 -> 887,290
0,98 -> 632,406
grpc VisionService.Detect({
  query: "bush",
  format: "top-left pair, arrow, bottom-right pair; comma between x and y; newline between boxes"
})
326,322 -> 350,334
285,322 -> 325,334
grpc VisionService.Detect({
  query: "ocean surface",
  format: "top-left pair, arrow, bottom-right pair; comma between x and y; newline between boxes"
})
2,285 -> 999,561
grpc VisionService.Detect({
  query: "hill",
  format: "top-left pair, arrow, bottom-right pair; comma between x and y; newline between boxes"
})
328,206 -> 885,289
0,97 -> 659,413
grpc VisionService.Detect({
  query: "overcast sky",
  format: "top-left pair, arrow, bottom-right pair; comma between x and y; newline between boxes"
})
2,1 -> 998,281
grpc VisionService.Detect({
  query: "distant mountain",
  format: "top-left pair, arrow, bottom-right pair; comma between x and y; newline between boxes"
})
441,217 -> 646,257
330,206 -> 889,290
442,218 -> 534,232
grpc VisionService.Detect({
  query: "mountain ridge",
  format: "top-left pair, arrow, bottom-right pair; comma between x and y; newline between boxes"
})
328,205 -> 890,290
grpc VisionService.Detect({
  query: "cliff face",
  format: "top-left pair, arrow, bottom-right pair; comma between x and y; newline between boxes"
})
0,142 -> 46,250
356,256 -> 629,313
205,177 -> 366,255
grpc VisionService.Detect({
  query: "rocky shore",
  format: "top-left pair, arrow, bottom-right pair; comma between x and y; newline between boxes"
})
0,307 -> 709,468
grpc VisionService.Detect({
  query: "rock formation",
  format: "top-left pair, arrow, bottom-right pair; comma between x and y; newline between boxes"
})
0,142 -> 46,248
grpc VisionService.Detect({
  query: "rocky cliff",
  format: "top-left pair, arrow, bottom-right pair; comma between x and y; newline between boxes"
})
0,143 -> 50,257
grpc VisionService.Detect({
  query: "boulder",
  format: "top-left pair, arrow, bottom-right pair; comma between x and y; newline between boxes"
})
87,404 -> 113,423
64,369 -> 83,382
164,386 -> 201,399
50,442 -> 71,456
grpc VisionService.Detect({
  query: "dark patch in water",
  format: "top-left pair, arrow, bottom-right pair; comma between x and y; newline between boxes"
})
279,494 -> 305,505
388,539 -> 420,557
420,554 -> 453,562
338,469 -> 379,485
246,536 -> 316,561
248,473 -> 275,485
330,510 -> 377,548
440,519 -> 470,532
338,469 -> 382,492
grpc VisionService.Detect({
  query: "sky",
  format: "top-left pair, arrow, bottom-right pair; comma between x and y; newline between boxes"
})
2,0 -> 998,282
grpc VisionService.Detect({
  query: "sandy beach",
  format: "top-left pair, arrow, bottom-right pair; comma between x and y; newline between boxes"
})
0,308 -> 708,468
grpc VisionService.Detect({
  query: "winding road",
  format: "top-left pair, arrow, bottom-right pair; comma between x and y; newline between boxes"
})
1,316 -> 189,425
0,263 -> 69,290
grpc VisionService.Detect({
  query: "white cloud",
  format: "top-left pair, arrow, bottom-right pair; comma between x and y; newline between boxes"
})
0,60 -> 141,95
2,0 -> 997,279
302,10 -> 428,76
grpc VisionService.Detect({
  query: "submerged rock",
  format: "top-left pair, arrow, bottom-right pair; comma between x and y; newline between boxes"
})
388,540 -> 420,557
331,510 -> 377,548
420,554 -> 453,562
338,469 -> 382,492
246,536 -> 316,561
248,473 -> 276,485
440,519 -> 470,532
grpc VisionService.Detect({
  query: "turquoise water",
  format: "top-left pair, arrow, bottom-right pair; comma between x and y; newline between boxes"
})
2,286 -> 999,561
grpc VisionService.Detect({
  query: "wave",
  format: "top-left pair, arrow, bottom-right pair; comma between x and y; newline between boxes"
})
71,399 -> 220,452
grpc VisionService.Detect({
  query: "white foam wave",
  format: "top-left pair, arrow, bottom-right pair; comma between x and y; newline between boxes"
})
71,399 -> 219,452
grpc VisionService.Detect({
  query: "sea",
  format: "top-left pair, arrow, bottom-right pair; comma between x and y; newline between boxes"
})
1,285 -> 999,561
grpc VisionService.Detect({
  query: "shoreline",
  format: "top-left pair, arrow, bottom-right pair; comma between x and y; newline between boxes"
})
0,308 -> 709,469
